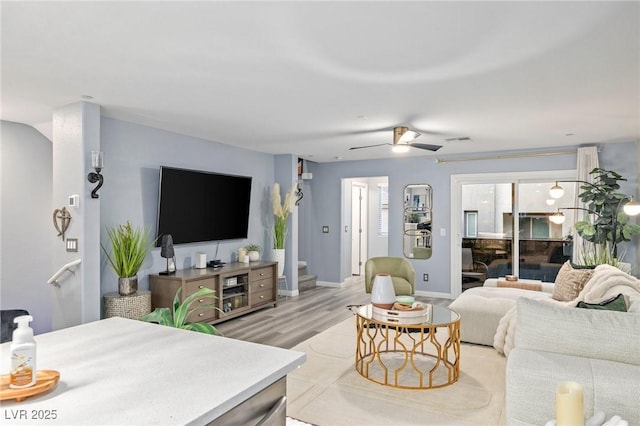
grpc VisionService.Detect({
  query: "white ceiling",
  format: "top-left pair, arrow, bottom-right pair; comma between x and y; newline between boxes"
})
2,1 -> 638,162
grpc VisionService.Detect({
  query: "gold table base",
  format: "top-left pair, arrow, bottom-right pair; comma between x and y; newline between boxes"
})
355,315 -> 460,389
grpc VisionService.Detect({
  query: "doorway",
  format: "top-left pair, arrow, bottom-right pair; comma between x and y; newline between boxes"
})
340,177 -> 389,281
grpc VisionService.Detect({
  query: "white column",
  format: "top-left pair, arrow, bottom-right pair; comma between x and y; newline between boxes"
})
52,101 -> 101,329
274,154 -> 298,295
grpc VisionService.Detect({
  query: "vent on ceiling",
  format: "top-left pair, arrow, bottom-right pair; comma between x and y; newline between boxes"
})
445,137 -> 472,142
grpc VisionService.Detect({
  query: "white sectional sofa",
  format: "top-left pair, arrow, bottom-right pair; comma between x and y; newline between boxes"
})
506,298 -> 640,425
449,278 -> 553,346
449,263 -> 640,425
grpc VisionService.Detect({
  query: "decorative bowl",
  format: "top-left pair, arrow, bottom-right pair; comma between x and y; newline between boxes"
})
395,295 -> 415,305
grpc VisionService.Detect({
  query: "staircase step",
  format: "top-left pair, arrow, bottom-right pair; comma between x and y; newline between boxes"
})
298,260 -> 308,276
298,274 -> 317,292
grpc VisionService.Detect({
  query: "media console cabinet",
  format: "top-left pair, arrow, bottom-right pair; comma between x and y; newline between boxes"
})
149,261 -> 277,324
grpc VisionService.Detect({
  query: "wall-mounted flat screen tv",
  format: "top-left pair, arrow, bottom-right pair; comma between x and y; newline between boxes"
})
156,166 -> 252,245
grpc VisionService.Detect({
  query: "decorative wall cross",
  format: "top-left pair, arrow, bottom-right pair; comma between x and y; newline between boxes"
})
53,207 -> 72,241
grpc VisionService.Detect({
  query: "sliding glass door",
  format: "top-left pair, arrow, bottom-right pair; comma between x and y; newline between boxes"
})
461,183 -> 513,291
452,171 -> 577,296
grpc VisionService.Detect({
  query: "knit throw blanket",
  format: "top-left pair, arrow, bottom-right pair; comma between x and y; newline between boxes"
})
494,264 -> 640,357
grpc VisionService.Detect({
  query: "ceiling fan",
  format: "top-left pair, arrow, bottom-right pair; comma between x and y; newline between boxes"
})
349,126 -> 443,153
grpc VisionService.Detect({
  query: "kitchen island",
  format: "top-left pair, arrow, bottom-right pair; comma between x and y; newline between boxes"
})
0,317 -> 306,425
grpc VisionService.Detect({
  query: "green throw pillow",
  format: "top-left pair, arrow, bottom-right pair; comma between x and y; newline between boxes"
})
570,262 -> 596,270
577,293 -> 627,312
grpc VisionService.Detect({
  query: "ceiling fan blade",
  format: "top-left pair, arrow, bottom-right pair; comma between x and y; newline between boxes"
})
349,143 -> 391,150
410,143 -> 443,152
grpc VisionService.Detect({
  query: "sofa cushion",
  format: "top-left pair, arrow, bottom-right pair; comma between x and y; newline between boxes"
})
515,298 -> 640,366
450,286 -> 552,346
484,278 -> 555,293
506,347 -> 640,425
552,261 -> 594,301
497,281 -> 542,291
577,293 -> 627,312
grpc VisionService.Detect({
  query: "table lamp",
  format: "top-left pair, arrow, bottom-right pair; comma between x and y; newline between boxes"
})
159,234 -> 176,275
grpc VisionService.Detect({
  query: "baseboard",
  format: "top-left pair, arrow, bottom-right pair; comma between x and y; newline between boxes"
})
414,289 -> 452,299
278,289 -> 299,297
316,280 -> 344,288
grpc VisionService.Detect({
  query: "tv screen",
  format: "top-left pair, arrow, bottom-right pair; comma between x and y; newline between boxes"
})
156,166 -> 252,245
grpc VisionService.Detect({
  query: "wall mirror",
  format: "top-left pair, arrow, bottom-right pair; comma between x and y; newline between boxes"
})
403,184 -> 433,259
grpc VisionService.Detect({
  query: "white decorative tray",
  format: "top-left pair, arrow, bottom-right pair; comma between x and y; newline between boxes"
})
372,303 -> 432,324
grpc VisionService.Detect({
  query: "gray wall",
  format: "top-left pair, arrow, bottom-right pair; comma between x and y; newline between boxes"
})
100,118 -> 276,297
303,141 -> 639,293
1,121 -> 53,334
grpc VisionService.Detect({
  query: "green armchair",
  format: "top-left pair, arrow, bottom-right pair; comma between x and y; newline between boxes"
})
364,257 -> 416,296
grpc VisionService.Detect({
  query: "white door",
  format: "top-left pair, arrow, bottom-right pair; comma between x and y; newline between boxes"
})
351,182 -> 368,275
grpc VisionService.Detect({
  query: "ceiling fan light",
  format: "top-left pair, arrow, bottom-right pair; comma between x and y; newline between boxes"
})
393,126 -> 421,144
398,130 -> 421,143
392,144 -> 410,153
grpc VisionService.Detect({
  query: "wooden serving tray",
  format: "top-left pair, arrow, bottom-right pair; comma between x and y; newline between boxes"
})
372,302 -> 429,318
0,370 -> 60,402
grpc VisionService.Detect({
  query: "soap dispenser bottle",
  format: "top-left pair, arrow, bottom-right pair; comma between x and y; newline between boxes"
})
10,315 -> 36,389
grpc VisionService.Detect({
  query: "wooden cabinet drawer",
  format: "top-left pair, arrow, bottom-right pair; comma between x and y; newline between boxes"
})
250,266 -> 274,282
184,278 -> 216,295
186,291 -> 218,322
184,278 -> 217,322
187,307 -> 215,323
250,277 -> 274,293
252,287 -> 275,305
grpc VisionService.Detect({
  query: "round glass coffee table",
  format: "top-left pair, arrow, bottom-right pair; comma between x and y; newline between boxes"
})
354,303 -> 460,389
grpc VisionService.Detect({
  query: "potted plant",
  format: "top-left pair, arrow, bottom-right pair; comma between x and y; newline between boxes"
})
574,168 -> 640,266
245,244 -> 262,262
140,287 -> 221,335
102,221 -> 155,296
271,183 -> 296,276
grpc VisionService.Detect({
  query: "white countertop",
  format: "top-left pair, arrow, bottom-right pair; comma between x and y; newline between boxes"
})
0,317 -> 306,425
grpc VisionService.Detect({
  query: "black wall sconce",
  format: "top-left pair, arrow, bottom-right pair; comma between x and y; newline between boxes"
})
295,181 -> 303,206
87,151 -> 104,199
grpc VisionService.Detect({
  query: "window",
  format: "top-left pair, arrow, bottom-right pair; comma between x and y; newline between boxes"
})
378,184 -> 388,236
464,211 -> 478,237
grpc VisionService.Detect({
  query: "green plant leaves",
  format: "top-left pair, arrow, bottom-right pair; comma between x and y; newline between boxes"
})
140,307 -> 174,327
102,222 -> 155,278
575,221 -> 595,237
182,322 -> 218,334
574,168 -> 638,263
141,287 -> 220,335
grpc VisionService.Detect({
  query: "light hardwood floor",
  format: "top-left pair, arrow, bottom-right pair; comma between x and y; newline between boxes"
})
215,276 -> 452,349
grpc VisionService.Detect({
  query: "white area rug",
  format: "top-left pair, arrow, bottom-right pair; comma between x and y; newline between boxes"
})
287,316 -> 507,426
286,417 -> 314,426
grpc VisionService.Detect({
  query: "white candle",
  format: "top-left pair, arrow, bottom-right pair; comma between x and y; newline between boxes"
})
556,381 -> 584,426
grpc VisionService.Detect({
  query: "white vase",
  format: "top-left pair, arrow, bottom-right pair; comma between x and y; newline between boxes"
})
371,274 -> 395,309
272,248 -> 285,277
248,250 -> 260,262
